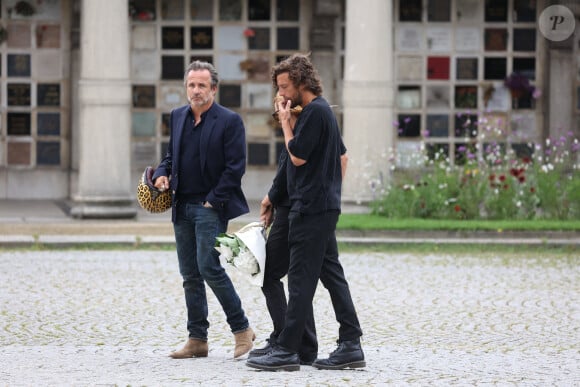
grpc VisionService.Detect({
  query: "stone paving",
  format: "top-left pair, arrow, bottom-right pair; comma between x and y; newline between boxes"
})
0,249 -> 579,386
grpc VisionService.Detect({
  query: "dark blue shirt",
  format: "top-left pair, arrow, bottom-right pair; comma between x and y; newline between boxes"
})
177,109 -> 211,199
286,97 -> 345,214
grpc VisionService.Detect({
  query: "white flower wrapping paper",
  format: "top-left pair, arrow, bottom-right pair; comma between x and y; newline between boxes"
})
214,221 -> 266,287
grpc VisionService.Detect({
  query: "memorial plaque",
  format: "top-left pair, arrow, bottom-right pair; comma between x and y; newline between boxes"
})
7,24 -> 31,48
132,85 -> 156,108
427,56 -> 450,80
485,83 -> 510,111
398,141 -> 425,168
162,27 -> 184,49
247,84 -> 271,109
36,25 -> 60,48
513,58 -> 535,80
38,113 -> 61,135
37,83 -> 61,106
455,86 -> 477,108
397,114 -> 421,137
162,55 -> 184,80
248,143 -> 269,165
513,29 -> 536,51
399,0 -> 422,22
190,55 -> 213,64
217,26 -> 245,50
130,0 -> 156,21
426,85 -> 450,108
480,113 -> 507,141
485,0 -> 507,22
248,28 -> 270,50
455,114 -> 478,138
246,113 -> 270,137
7,54 -> 31,77
397,86 -> 421,109
219,84 -> 241,108
514,0 -> 536,22
190,0 -> 213,20
310,17 -> 334,49
37,141 -> 60,165
216,53 -> 245,80
7,83 -> 31,106
279,27 -> 299,50
219,0 -> 241,21
161,114 -> 171,136
277,0 -> 299,20
426,115 -> 449,137
160,85 -> 183,108
427,27 -> 451,52
249,0 -> 270,21
510,113 -> 537,142
7,113 -> 31,135
161,0 -> 184,20
485,28 -> 507,51
161,142 -> 169,158
398,56 -> 422,80
455,27 -> 480,51
456,0 -> 479,23
484,57 -> 506,80
132,25 -> 157,50
7,142 -> 31,166
191,27 -> 213,49
456,58 -> 478,80
132,112 -> 157,137
397,27 -> 423,51
428,0 -> 450,21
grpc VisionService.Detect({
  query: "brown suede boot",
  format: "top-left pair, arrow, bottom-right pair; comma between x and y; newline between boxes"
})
169,338 -> 209,359
233,327 -> 256,358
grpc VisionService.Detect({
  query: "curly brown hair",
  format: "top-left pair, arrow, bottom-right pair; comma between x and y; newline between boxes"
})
271,53 -> 323,96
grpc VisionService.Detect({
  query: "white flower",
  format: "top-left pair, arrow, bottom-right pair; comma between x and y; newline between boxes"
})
215,232 -> 260,276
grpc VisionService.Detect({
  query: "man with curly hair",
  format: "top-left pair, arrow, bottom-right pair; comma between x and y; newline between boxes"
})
246,53 -> 365,371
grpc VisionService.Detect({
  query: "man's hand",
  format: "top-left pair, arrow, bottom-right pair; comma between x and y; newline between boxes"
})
260,195 -> 274,227
154,176 -> 170,191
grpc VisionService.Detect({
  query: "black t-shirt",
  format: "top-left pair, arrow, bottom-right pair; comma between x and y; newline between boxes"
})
286,96 -> 345,214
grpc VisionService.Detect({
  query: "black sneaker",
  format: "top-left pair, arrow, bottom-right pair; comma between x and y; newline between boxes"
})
248,339 -> 274,359
312,339 -> 366,370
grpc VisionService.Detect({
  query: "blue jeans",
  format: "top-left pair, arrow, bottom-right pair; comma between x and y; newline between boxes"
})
173,201 -> 249,340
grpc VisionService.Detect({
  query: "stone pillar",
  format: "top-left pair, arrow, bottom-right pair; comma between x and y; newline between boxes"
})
70,0 -> 136,218
342,0 -> 393,203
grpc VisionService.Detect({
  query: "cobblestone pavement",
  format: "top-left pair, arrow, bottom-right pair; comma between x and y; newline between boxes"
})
1,250 -> 579,386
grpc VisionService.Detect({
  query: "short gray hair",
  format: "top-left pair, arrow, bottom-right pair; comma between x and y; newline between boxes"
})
183,60 -> 219,87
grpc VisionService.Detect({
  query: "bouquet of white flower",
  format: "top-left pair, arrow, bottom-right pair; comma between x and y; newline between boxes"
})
215,222 -> 266,287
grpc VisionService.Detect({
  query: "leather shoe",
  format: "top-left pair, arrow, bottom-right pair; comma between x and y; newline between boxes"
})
299,352 -> 317,366
312,339 -> 366,370
246,346 -> 300,371
234,327 -> 256,358
248,339 -> 274,359
169,338 -> 208,359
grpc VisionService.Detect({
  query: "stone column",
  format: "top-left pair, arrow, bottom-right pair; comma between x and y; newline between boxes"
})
342,0 -> 393,203
70,0 -> 136,218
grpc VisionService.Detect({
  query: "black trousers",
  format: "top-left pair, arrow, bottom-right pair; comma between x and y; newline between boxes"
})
262,206 -> 317,359
278,210 -> 363,353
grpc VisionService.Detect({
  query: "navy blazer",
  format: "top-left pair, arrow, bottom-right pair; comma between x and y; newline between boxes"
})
153,102 -> 249,222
